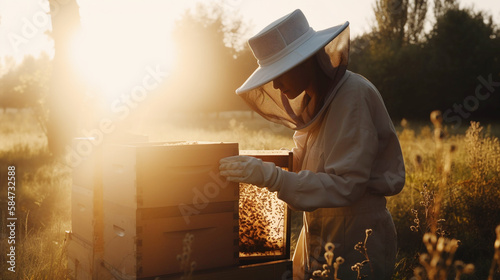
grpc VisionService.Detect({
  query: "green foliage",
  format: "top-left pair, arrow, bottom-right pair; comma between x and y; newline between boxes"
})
157,2 -> 255,115
0,54 -> 51,111
349,6 -> 500,121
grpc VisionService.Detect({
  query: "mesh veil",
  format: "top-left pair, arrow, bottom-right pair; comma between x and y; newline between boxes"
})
238,26 -> 350,131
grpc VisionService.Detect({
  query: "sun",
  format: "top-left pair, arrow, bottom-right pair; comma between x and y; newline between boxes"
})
70,30 -> 175,102
68,2 -> 178,106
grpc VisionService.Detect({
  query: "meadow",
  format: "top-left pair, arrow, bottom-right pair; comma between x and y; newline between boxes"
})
0,109 -> 499,279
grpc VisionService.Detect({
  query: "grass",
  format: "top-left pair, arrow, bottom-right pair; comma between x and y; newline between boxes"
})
0,110 -> 71,280
0,110 -> 499,279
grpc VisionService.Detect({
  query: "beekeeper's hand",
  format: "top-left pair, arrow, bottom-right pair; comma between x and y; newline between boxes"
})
219,156 -> 283,190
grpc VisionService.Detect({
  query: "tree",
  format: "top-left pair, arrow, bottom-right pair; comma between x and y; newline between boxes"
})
0,54 -> 51,114
46,0 -> 85,156
350,5 -> 500,121
374,0 -> 409,47
433,0 -> 458,19
153,2 -> 254,117
373,0 -> 430,46
406,0 -> 428,43
424,8 -> 500,120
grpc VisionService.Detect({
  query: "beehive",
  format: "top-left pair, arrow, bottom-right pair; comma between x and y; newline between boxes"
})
69,134 -> 148,280
68,138 -> 101,280
101,142 -> 239,278
238,150 -> 292,263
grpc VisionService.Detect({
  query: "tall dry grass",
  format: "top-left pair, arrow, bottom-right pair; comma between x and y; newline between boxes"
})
389,116 -> 500,279
0,110 -> 71,280
1,110 -> 500,279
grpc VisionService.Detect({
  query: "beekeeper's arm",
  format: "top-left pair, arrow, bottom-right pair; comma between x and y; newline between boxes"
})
220,87 -> 388,211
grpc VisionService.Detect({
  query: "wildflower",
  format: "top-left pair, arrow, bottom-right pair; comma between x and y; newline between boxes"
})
354,241 -> 363,252
401,118 -> 408,128
324,251 -> 334,266
419,253 -> 430,264
463,263 -> 475,274
450,144 -> 457,153
436,237 -> 445,252
454,260 -> 465,271
312,270 -> 322,277
415,154 -> 423,165
325,242 -> 335,252
413,266 -> 425,279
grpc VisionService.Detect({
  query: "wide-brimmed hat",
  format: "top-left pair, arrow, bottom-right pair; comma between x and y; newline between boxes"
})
236,9 -> 349,94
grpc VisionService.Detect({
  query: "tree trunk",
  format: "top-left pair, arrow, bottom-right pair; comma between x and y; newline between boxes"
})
47,0 -> 83,157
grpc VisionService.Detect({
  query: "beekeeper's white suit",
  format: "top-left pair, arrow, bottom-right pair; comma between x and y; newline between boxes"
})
282,69 -> 405,280
219,10 -> 405,280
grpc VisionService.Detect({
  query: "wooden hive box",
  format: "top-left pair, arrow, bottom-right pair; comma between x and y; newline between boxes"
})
101,142 -> 239,279
68,138 -> 102,280
69,134 -> 148,279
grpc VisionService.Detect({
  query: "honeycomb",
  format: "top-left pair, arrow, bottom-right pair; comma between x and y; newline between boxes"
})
239,183 -> 286,256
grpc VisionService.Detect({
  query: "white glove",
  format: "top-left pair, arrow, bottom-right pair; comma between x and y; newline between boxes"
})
219,155 -> 282,190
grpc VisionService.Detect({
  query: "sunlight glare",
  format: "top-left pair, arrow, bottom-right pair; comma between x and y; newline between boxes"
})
69,1 -> 176,105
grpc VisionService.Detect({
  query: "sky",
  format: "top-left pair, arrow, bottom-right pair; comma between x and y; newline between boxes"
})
0,0 -> 499,96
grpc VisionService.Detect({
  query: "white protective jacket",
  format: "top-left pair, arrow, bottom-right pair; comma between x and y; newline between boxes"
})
237,26 -> 405,279
278,70 -> 405,209
278,70 -> 405,279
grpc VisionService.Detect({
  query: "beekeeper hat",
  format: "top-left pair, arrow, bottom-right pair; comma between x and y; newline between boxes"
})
236,9 -> 349,94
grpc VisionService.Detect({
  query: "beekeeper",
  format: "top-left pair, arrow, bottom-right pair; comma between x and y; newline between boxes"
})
219,9 -> 405,280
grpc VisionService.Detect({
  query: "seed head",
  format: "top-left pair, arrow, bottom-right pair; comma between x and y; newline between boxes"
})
463,264 -> 475,274
312,270 -> 322,277
415,154 -> 423,165
454,260 -> 465,271
324,242 -> 335,252
324,251 -> 334,266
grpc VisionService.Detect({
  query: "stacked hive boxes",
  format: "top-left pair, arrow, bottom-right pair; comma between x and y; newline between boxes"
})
67,139 -> 103,280
101,142 -> 239,278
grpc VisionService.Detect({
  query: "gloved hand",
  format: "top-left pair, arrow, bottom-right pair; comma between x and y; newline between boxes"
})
219,156 -> 282,190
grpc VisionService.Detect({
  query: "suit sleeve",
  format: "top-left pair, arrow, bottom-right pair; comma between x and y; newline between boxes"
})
274,84 -> 380,211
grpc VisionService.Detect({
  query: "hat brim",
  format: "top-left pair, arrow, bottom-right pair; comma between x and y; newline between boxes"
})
236,21 -> 349,94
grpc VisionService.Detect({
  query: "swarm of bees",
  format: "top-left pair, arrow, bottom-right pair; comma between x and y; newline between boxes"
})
239,183 -> 286,256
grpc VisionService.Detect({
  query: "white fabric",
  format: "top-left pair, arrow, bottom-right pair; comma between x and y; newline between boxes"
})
237,26 -> 350,130
230,9 -> 404,279
219,156 -> 283,188
237,8 -> 349,93
275,71 -> 405,208
272,71 -> 404,279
